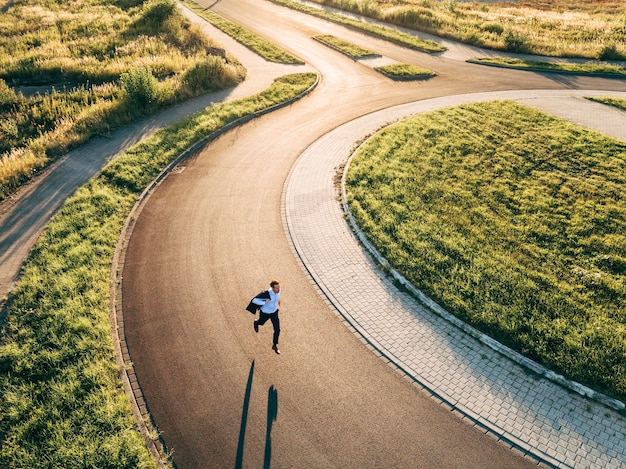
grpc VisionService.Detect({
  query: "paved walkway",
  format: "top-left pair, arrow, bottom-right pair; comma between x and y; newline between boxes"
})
284,89 -> 626,469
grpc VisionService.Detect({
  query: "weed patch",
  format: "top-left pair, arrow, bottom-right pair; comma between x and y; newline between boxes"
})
0,0 -> 246,202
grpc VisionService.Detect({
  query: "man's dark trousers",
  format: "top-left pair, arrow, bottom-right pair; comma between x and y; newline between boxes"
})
258,311 -> 280,345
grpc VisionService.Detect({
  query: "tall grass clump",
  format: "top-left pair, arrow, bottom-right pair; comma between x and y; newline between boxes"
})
0,72 -> 317,467
120,66 -> 160,112
346,100 -> 626,401
0,0 -> 246,202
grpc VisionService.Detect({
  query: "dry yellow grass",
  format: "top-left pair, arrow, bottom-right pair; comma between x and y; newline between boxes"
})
517,0 -> 625,14
312,0 -> 625,57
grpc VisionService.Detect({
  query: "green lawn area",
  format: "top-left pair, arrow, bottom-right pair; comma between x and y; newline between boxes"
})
345,100 -> 626,402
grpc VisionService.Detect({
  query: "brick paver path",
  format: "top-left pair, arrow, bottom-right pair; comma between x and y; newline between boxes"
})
284,89 -> 626,469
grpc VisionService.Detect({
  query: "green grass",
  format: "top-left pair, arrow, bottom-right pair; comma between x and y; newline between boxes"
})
313,35 -> 435,80
270,0 -> 445,53
181,0 -> 304,64
0,72 -> 318,468
345,100 -> 626,402
469,57 -> 626,78
314,34 -> 378,59
374,63 -> 435,80
0,0 -> 246,202
588,96 -> 626,111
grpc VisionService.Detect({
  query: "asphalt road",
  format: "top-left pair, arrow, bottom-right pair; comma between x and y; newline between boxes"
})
118,1 -> 626,468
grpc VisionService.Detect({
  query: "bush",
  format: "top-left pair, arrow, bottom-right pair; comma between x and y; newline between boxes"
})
120,66 -> 159,112
181,57 -> 228,93
598,42 -> 626,60
0,80 -> 19,111
503,30 -> 531,53
482,22 -> 504,35
142,0 -> 178,29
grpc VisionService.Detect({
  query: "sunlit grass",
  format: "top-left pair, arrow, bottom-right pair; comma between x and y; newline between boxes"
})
301,0 -> 626,59
588,96 -> 626,111
346,100 -> 626,401
469,57 -> 626,78
375,63 -> 435,80
314,34 -> 378,58
0,0 -> 246,202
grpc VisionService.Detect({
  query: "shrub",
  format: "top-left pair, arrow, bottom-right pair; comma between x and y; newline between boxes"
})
181,57 -> 227,93
598,42 -> 626,60
482,22 -> 504,35
503,30 -> 531,53
387,7 -> 441,30
120,66 -> 159,112
0,80 -> 19,111
142,0 -> 178,30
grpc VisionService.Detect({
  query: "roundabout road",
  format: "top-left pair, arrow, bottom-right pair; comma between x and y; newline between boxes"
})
120,1 -> 626,467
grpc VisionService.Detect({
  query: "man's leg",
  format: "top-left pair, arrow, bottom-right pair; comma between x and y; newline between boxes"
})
255,311 -> 269,333
257,312 -> 270,326
270,313 -> 280,346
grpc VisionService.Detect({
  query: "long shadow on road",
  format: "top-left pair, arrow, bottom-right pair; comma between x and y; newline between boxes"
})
235,360 -> 255,469
235,360 -> 279,469
264,385 -> 278,469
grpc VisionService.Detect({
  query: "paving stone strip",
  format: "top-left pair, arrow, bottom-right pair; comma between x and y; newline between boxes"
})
283,89 -> 626,469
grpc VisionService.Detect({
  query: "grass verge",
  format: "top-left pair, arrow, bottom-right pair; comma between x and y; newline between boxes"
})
314,34 -> 378,59
0,72 -> 317,468
469,57 -> 626,78
345,100 -> 626,403
270,0 -> 445,54
588,96 -> 626,111
374,63 -> 435,80
181,0 -> 304,64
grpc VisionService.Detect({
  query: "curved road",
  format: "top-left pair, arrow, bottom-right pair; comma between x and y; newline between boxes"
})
118,1 -> 626,468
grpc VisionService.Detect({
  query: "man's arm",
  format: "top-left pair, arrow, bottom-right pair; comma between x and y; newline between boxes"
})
251,290 -> 271,306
